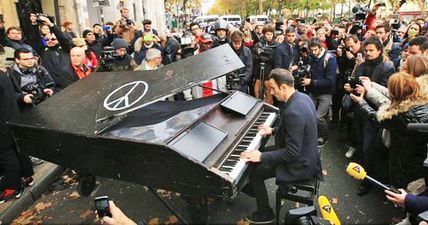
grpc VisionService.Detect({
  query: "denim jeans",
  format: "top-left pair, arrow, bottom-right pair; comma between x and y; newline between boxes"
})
310,94 -> 332,139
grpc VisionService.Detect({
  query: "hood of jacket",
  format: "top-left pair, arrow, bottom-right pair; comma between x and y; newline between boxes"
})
377,90 -> 428,122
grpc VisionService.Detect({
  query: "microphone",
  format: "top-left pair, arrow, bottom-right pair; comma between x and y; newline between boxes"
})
318,195 -> 341,225
346,162 -> 401,193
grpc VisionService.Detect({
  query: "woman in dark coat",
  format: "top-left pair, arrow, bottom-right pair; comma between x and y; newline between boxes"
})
352,72 -> 428,188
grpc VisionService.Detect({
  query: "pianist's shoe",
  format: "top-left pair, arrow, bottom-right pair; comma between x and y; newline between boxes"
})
245,210 -> 276,224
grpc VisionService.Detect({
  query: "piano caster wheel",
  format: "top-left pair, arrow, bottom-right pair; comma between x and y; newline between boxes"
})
78,175 -> 96,196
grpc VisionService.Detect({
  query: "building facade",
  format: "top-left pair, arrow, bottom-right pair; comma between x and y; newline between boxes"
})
0,0 -> 166,37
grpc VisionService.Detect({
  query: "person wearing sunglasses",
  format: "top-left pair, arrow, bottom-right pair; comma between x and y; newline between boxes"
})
36,15 -> 76,92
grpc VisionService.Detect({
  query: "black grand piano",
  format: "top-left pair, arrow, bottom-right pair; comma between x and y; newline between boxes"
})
10,45 -> 278,222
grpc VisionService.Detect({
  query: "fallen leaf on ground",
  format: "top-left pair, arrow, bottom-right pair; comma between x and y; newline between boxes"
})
358,210 -> 365,215
148,217 -> 159,225
236,219 -> 250,225
69,191 -> 81,199
332,198 -> 338,204
164,215 -> 178,225
35,202 -> 52,212
322,169 -> 328,176
79,209 -> 92,219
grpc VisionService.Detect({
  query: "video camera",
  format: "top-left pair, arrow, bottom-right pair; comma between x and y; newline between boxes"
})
259,45 -> 276,62
99,46 -> 119,71
35,13 -> 55,24
293,61 -> 311,86
23,82 -> 54,105
226,72 -> 245,91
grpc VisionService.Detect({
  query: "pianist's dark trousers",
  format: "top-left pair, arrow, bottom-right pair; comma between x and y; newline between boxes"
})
0,144 -> 34,191
248,163 -> 276,216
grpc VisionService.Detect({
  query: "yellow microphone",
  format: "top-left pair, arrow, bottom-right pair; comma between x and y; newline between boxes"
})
318,195 -> 341,225
346,162 -> 400,193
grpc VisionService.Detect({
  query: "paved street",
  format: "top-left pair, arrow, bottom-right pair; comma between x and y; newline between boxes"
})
9,128 -> 404,225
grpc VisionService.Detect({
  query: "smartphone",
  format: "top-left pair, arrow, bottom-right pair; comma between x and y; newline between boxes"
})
331,30 -> 339,36
94,196 -> 112,218
357,53 -> 363,60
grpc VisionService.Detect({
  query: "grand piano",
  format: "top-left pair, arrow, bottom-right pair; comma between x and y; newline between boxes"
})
10,45 -> 279,222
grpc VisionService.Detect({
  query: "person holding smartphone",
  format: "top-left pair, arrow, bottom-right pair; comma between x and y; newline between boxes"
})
344,36 -> 395,196
97,200 -> 139,225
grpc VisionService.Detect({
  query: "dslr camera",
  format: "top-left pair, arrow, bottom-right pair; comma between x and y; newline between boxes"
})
126,19 -> 133,26
293,61 -> 311,87
23,82 -> 54,105
35,13 -> 54,24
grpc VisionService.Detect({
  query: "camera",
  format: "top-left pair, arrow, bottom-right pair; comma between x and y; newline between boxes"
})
35,13 -> 54,24
348,76 -> 361,89
94,196 -> 112,218
99,46 -> 119,71
24,81 -> 54,105
331,30 -> 339,36
293,61 -> 311,86
226,72 -> 245,91
340,45 -> 350,52
126,19 -> 133,26
258,45 -> 275,62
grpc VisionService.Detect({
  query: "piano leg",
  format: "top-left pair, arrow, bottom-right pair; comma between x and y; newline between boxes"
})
77,174 -> 96,196
182,195 -> 209,225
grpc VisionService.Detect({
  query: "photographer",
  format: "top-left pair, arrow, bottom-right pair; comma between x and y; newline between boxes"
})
37,15 -> 73,92
100,38 -> 137,72
253,25 -> 276,104
229,30 -> 253,94
114,8 -> 136,45
332,35 -> 364,127
83,29 -> 114,59
8,48 -> 54,112
301,38 -> 337,148
344,36 -> 395,196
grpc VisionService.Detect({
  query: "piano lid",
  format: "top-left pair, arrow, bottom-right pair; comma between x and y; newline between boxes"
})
11,45 -> 244,136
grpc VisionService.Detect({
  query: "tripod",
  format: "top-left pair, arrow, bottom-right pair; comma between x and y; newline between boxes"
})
259,62 -> 266,101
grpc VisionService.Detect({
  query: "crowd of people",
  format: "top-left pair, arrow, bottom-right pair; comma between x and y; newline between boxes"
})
0,3 -> 428,225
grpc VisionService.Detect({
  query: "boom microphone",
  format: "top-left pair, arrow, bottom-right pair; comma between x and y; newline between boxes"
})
346,162 -> 401,193
318,195 -> 341,225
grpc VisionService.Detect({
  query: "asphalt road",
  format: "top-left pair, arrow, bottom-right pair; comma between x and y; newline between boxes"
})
11,128 -> 404,225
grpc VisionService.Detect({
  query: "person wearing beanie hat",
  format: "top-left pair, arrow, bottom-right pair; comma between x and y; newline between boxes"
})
98,38 -> 137,72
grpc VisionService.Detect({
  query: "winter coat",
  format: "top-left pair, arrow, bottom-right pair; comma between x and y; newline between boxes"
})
358,94 -> 428,187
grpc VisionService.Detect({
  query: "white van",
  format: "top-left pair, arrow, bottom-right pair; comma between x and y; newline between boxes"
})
219,15 -> 242,27
246,15 -> 269,25
193,15 -> 219,27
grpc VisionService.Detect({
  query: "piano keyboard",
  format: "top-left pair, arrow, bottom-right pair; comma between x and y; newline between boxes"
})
218,112 -> 277,182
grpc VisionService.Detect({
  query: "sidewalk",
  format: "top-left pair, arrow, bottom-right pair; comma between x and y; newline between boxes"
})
0,162 -> 63,224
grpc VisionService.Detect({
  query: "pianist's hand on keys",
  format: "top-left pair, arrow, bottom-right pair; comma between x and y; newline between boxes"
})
240,150 -> 262,162
258,124 -> 273,137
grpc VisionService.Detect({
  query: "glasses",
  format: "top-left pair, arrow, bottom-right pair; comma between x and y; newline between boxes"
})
47,38 -> 57,41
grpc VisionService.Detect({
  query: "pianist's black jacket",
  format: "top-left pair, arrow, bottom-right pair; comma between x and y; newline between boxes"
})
261,91 -> 323,183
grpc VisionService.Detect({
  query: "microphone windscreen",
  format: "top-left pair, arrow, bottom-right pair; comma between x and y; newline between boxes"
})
346,162 -> 366,180
318,195 -> 341,225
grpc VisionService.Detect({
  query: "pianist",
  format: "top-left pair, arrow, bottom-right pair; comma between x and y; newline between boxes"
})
240,68 -> 323,224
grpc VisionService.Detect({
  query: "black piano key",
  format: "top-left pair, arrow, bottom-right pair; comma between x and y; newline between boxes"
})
219,167 -> 232,172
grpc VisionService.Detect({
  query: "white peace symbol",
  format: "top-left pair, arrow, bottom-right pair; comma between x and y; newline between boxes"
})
103,81 -> 149,111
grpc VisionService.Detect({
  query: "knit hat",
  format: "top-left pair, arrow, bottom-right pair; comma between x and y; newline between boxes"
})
82,29 -> 93,38
112,38 -> 128,50
145,48 -> 161,61
72,38 -> 86,47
